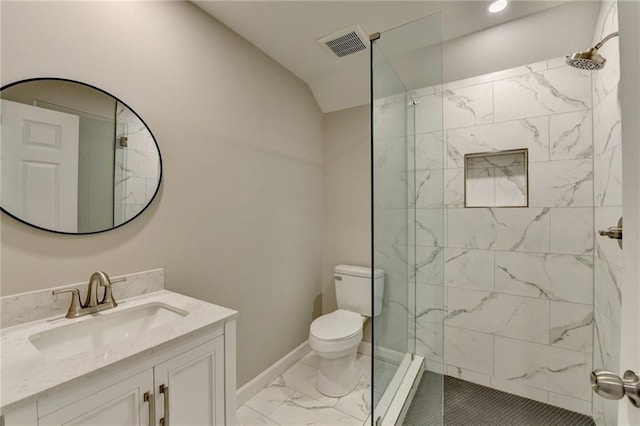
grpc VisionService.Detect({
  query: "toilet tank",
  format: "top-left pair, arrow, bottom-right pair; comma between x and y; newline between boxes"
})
334,265 -> 385,317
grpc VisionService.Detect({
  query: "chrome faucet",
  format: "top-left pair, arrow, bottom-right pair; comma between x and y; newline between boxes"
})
52,272 -> 125,319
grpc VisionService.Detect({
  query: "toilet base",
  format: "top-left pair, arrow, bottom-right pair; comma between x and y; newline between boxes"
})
315,351 -> 361,397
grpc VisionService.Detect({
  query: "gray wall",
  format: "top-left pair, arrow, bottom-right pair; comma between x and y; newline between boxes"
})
0,1 -> 324,387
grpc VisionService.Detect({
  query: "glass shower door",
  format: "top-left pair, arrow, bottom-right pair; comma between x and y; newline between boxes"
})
372,13 -> 444,425
371,38 -> 412,421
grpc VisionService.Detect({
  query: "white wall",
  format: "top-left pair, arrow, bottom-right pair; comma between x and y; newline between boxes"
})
0,1 -> 324,387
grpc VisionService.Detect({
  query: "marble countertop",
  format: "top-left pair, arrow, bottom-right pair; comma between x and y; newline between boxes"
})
0,290 -> 238,411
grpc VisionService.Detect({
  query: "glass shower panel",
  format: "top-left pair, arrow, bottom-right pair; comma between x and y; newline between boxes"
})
372,12 -> 444,425
371,39 -> 411,419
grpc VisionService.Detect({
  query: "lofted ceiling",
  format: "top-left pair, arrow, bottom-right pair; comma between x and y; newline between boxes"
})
193,1 -> 578,112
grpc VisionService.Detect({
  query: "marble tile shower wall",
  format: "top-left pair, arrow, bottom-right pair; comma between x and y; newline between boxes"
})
590,2 -> 622,425
410,56 -> 599,416
114,105 -> 161,224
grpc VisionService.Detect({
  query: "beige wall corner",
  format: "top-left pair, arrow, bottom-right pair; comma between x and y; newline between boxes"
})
1,1 -> 324,387
322,104 -> 371,339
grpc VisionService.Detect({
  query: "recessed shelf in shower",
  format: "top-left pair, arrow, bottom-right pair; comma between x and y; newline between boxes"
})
464,148 -> 529,208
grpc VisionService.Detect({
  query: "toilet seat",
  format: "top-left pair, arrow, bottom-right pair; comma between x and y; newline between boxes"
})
309,309 -> 362,342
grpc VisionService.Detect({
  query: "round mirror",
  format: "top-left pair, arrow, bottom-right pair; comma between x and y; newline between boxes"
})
0,78 -> 162,234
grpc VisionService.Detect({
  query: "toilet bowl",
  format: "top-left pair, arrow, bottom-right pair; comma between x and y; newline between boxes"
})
308,265 -> 384,397
309,309 -> 364,397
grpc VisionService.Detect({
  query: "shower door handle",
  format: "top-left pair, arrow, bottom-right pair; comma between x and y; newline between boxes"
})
591,369 -> 640,408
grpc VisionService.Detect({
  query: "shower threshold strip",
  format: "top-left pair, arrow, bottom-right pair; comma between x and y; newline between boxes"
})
375,353 -> 425,425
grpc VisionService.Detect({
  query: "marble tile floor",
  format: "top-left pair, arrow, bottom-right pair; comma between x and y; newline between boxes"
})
237,351 -> 403,425
237,351 -> 373,425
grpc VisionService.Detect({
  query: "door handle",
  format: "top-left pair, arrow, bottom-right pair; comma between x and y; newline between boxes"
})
591,369 -> 640,407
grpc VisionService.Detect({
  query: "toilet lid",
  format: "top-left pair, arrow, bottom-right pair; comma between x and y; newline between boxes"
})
310,309 -> 362,341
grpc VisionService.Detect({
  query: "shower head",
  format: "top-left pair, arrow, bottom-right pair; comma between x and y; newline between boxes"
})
566,31 -> 619,70
566,48 -> 607,70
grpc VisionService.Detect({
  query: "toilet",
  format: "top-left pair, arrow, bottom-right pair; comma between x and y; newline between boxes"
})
309,264 -> 384,397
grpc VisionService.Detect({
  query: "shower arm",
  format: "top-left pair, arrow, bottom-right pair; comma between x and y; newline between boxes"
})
594,31 -> 619,50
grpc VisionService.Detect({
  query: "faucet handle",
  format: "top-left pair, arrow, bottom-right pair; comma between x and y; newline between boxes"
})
100,275 -> 118,309
52,288 -> 83,318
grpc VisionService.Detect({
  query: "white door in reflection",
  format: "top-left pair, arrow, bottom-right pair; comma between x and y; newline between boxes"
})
1,99 -> 79,232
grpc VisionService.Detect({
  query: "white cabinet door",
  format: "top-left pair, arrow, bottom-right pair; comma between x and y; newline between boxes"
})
153,337 -> 225,425
39,370 -> 153,426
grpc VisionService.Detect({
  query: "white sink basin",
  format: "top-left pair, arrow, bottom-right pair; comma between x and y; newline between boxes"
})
29,302 -> 188,359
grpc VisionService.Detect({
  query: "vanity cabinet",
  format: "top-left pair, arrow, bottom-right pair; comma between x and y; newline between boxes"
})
38,370 -> 154,426
153,336 -> 225,425
38,337 -> 225,426
3,322 -> 236,426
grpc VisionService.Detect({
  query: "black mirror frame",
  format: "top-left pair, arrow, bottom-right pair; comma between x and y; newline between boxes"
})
0,77 -> 163,235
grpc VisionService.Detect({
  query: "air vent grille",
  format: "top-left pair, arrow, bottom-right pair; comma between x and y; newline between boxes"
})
325,31 -> 366,57
318,25 -> 368,59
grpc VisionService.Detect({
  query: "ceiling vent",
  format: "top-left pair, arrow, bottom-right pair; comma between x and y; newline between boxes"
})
318,25 -> 368,58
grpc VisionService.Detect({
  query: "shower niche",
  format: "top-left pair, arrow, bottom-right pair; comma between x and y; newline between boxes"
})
464,148 -> 528,208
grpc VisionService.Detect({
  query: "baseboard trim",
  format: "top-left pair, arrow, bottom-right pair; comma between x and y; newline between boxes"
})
236,341 -> 311,407
237,339 -> 376,407
373,345 -> 405,365
359,342 -> 405,365
358,341 -> 372,357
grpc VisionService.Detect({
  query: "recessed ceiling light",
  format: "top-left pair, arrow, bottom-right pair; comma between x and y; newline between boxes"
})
487,0 -> 508,14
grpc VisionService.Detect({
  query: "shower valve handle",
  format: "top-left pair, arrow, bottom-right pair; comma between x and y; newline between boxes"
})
599,227 -> 622,239
598,217 -> 623,249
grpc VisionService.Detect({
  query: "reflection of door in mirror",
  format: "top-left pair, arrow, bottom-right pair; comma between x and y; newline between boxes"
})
1,99 -> 79,232
1,79 -> 162,234
35,100 -> 117,233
